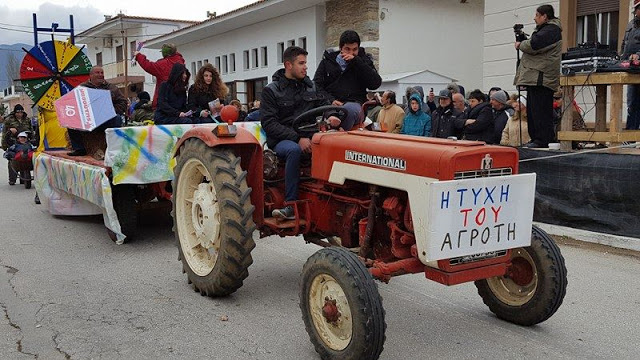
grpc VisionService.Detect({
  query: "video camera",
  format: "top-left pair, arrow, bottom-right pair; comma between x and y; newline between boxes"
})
513,24 -> 528,42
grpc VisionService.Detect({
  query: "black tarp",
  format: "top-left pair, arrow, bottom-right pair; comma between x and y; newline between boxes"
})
518,148 -> 640,238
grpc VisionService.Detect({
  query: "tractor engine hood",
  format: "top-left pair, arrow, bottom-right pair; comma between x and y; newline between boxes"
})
311,131 -> 519,182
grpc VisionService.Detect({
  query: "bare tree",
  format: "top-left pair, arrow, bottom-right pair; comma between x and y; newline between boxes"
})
5,52 -> 21,88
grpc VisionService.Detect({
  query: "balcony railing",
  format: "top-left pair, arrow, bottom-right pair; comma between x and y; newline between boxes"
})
104,61 -> 126,78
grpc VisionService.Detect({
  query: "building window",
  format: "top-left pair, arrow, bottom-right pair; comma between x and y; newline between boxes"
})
129,40 -> 136,58
298,37 -> 307,50
204,59 -> 209,64
230,53 -> 236,72
261,46 -> 268,67
287,39 -> 295,48
116,45 -> 124,63
277,42 -> 284,64
576,0 -> 619,50
243,50 -> 250,70
252,48 -> 258,68
222,55 -> 228,74
215,56 -> 221,71
191,62 -> 196,76
197,60 -> 203,70
576,12 -> 619,49
96,52 -> 103,66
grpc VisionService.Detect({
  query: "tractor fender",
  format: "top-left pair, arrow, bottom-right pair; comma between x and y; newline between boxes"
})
173,126 -> 264,225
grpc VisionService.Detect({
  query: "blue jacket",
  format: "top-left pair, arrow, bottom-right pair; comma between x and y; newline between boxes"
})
401,94 -> 431,136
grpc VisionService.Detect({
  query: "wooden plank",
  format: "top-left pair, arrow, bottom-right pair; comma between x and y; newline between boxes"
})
560,85 -> 575,150
557,131 -> 640,142
610,84 -> 623,134
595,86 -> 607,132
560,72 -> 640,86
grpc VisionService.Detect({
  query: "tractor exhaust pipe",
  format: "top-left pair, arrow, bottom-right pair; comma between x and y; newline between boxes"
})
359,186 -> 378,258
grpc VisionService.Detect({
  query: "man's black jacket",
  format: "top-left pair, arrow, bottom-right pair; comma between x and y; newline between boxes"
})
431,104 -> 462,139
455,102 -> 494,143
260,69 -> 328,149
313,48 -> 382,104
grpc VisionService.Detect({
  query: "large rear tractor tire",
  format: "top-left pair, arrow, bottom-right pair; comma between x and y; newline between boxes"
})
474,225 -> 568,326
110,184 -> 139,242
300,248 -> 386,360
173,140 -> 256,297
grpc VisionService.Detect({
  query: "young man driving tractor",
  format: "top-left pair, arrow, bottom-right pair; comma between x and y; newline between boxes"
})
260,46 -> 342,220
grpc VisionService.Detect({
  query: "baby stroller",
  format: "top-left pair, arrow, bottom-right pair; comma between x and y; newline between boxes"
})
4,131 -> 35,189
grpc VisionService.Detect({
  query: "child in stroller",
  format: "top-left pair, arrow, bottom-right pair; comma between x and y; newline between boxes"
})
4,131 -> 35,188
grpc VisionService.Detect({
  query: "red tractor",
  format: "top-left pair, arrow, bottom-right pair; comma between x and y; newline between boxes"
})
171,107 -> 567,360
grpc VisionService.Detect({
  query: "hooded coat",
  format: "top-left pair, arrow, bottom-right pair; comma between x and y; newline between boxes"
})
514,18 -> 562,91
260,69 -> 328,149
313,48 -> 382,104
501,110 -> 531,146
401,94 -> 431,136
154,63 -> 190,124
135,52 -> 185,109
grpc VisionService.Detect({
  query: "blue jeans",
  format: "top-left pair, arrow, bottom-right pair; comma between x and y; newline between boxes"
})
341,102 -> 362,130
627,85 -> 640,130
274,140 -> 302,202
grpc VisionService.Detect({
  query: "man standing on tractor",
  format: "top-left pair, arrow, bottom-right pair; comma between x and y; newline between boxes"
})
313,30 -> 382,130
134,43 -> 185,110
260,46 -> 333,220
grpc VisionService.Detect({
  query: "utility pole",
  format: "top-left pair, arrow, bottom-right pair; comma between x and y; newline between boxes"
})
120,17 -> 128,99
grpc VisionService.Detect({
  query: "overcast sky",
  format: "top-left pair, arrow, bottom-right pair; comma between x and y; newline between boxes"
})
0,0 -> 256,45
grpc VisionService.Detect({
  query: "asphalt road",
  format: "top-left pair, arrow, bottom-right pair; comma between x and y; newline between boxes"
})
1,158 -> 639,359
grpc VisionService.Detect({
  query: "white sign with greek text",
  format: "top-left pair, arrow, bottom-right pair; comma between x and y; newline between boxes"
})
423,174 -> 536,261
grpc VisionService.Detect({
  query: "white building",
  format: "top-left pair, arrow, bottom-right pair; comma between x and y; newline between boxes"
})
1,85 -> 33,118
143,0 -> 485,105
75,14 -> 197,98
483,0 -> 633,123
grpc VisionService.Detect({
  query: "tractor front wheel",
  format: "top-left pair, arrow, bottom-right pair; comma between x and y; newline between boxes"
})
300,247 -> 386,360
173,140 -> 256,297
474,225 -> 568,326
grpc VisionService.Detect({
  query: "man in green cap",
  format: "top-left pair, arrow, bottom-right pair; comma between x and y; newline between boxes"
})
134,43 -> 185,109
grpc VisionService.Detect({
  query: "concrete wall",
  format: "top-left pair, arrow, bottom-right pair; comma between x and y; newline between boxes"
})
378,0 -> 485,91
80,21 -> 189,95
176,6 -> 325,103
325,0 -> 379,66
483,0 -> 559,93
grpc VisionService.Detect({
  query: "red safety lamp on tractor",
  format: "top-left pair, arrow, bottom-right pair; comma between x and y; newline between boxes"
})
213,105 -> 239,137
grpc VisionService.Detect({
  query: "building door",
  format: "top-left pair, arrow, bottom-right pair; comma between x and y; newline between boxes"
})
246,77 -> 268,104
225,82 -> 237,104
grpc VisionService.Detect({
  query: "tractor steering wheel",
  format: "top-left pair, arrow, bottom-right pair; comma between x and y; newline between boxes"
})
291,105 -> 346,138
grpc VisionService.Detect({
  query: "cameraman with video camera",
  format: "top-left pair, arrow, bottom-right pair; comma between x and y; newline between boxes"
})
514,4 -> 562,148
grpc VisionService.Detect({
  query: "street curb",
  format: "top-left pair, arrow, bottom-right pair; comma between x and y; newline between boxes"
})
534,222 -> 640,253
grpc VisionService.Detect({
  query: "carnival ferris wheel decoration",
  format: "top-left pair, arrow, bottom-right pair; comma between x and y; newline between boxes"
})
19,40 -> 92,111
